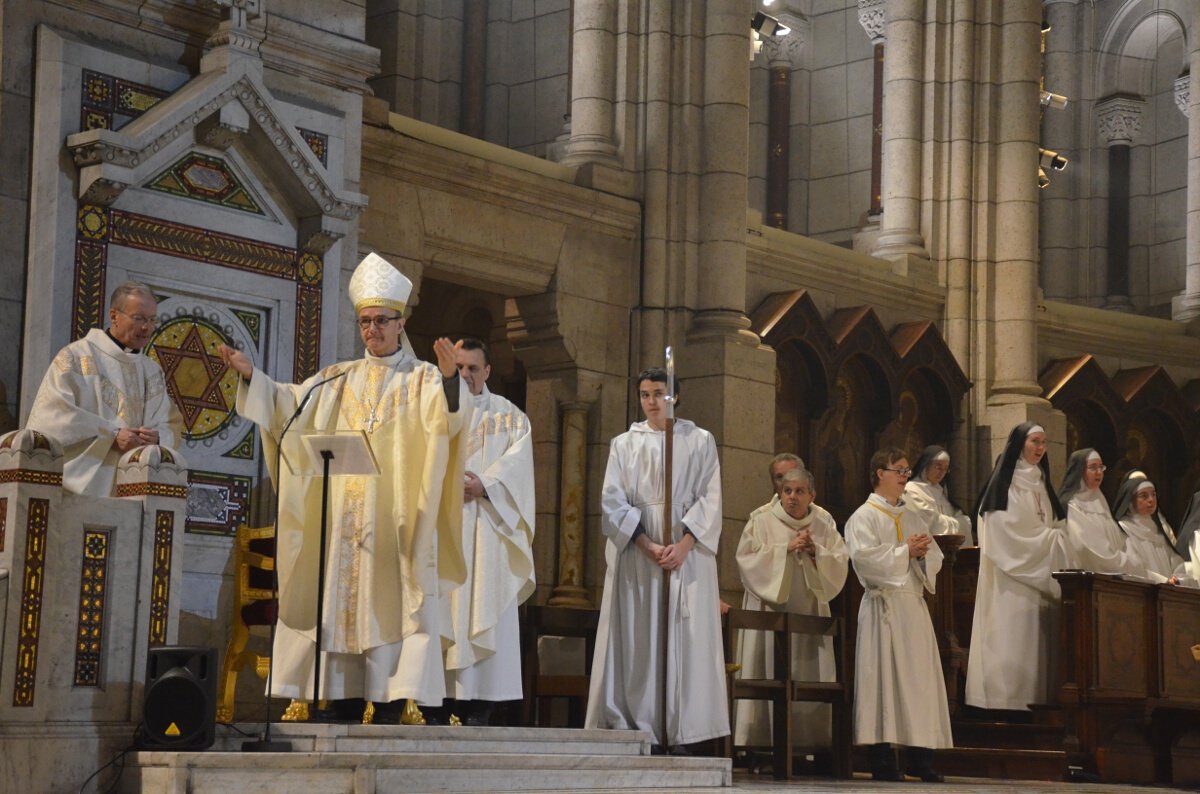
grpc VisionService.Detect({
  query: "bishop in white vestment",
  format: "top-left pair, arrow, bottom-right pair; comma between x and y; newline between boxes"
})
219,254 -> 470,715
585,368 -> 729,750
845,449 -> 951,782
441,339 -> 535,721
27,282 -> 183,496
734,466 -> 847,749
966,423 -> 1072,711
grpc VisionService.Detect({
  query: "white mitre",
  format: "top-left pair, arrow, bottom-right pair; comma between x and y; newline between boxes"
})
349,252 -> 413,314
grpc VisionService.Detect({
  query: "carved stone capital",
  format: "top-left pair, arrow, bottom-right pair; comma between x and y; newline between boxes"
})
1096,95 -> 1145,146
858,0 -> 886,45
1175,74 -> 1190,119
761,14 -> 808,67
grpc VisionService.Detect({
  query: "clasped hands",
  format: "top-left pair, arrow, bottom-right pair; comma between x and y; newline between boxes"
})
637,532 -> 695,571
788,529 -> 816,558
113,427 -> 158,452
906,532 -> 933,559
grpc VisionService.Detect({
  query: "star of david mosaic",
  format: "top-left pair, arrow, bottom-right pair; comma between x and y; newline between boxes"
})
148,316 -> 239,440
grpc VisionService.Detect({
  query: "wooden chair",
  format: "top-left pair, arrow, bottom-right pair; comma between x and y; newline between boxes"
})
520,604 -> 600,727
216,524 -> 277,723
723,595 -> 852,780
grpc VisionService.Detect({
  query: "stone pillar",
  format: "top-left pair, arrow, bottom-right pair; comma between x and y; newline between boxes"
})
459,0 -> 487,139
561,0 -> 618,165
1096,95 -> 1143,312
762,17 -> 805,230
872,0 -> 928,266
692,0 -> 755,341
1039,0 -> 1080,301
858,0 -> 885,219
549,401 -> 591,607
987,0 -> 1044,404
1173,12 -> 1200,320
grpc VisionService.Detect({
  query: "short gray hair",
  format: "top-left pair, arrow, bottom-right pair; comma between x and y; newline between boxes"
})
769,452 -> 804,480
110,282 -> 155,311
780,466 -> 815,490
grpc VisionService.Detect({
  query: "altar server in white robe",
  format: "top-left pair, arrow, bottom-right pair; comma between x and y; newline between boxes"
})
748,452 -> 805,520
218,253 -> 470,723
904,445 -> 974,546
586,367 -> 728,752
846,447 -> 951,782
441,337 -> 535,725
734,465 -> 847,749
1060,449 -> 1136,577
1113,471 -> 1189,585
27,281 -> 183,496
966,423 -> 1071,712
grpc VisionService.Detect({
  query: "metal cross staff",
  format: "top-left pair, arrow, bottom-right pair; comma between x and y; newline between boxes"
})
659,346 -> 676,748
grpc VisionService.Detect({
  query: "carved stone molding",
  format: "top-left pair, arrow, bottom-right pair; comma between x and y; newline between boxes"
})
761,14 -> 808,67
858,0 -> 885,45
1175,74 -> 1190,119
1096,95 -> 1145,146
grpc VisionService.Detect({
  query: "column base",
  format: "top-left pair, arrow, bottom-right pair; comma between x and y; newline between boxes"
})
871,227 -> 928,265
1102,294 -> 1133,312
686,309 -> 759,346
1172,292 -> 1200,323
548,586 -> 592,609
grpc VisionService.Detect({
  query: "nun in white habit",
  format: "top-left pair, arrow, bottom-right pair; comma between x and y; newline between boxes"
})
1060,449 -> 1137,577
965,423 -> 1073,711
1112,471 -> 1189,585
904,445 -> 974,546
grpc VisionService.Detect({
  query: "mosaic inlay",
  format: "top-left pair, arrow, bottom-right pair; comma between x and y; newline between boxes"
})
0,497 -> 6,552
147,153 -> 264,215
148,511 -> 174,646
186,470 -> 251,536
222,428 -> 256,460
14,498 -> 49,707
80,69 -> 168,132
73,529 -> 110,687
148,316 -> 239,440
0,470 -> 63,487
298,127 -> 329,167
233,309 -> 262,346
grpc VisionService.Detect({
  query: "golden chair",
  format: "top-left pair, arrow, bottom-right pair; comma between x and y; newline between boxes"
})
216,524 -> 277,723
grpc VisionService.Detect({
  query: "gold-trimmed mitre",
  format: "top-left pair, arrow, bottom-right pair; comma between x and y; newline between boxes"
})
349,253 -> 412,315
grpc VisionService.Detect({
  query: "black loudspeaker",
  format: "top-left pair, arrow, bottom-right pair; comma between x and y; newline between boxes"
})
140,646 -> 217,750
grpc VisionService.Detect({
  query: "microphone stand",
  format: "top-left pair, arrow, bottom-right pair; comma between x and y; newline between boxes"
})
244,370 -> 345,753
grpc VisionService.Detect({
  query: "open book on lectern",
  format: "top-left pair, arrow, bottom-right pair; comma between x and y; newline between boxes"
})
281,430 -> 381,477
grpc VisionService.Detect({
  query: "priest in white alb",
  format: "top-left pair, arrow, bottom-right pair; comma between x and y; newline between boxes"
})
747,452 -> 805,520
734,465 -> 847,751
440,337 -> 535,726
26,281 -> 183,496
218,253 -> 470,724
586,367 -> 729,753
845,447 -> 951,783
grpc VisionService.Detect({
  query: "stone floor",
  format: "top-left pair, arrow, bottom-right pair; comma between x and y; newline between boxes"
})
540,773 -> 1188,793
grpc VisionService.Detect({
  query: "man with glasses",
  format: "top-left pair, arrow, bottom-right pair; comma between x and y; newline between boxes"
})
845,448 -> 951,782
218,252 -> 470,725
26,281 -> 182,496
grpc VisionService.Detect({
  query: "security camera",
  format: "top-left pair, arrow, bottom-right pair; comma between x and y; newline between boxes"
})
1039,148 -> 1068,171
1038,167 -> 1051,190
1040,90 -> 1068,110
752,11 -> 790,38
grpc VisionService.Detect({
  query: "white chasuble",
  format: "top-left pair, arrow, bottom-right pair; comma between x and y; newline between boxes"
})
733,501 -> 848,748
442,387 -> 536,700
585,419 -> 729,746
237,349 -> 469,704
1120,515 -> 1189,584
965,460 -> 1073,711
27,328 -> 183,496
904,480 -> 974,546
846,494 -> 952,749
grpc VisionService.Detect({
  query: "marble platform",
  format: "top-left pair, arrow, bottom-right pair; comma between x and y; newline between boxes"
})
119,723 -> 732,792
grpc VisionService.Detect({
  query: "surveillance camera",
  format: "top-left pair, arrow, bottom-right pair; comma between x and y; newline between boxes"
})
751,11 -> 789,38
1038,167 -> 1050,190
1040,90 -> 1068,110
1039,148 -> 1068,171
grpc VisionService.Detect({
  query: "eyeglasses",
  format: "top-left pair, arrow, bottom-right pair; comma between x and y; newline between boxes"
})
882,467 -> 912,477
1085,464 -> 1107,472
357,315 -> 401,330
114,308 -> 158,327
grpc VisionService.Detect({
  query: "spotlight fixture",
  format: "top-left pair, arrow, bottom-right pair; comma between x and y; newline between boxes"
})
1039,148 -> 1068,171
752,11 -> 790,38
1038,167 -> 1051,190
1040,90 -> 1068,110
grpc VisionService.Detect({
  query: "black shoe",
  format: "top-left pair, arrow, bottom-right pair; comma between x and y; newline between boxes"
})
420,705 -> 452,726
906,767 -> 945,783
311,698 -> 366,723
871,768 -> 904,781
371,700 -> 405,725
650,744 -> 667,755
668,744 -> 695,756
462,700 -> 494,727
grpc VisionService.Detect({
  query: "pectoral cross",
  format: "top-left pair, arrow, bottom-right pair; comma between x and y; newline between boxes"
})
364,406 -> 380,433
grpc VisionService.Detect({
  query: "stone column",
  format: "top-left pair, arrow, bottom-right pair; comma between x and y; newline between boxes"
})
858,0 -> 885,219
692,0 -> 755,341
459,0 -> 487,139
1173,13 -> 1200,320
762,16 -> 805,230
549,401 -> 591,607
1038,0 -> 1080,301
561,0 -> 619,165
1096,95 -> 1144,312
872,0 -> 928,266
